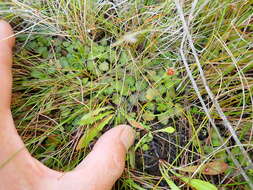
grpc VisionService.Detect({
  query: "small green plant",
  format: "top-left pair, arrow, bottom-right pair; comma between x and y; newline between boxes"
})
2,0 -> 253,189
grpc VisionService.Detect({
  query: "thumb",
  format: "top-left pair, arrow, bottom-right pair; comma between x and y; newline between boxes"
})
62,125 -> 135,190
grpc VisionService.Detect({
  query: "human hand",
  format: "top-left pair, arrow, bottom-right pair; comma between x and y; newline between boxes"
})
0,20 -> 135,190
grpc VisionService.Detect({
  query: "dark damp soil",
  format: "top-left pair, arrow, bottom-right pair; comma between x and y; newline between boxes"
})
135,122 -> 189,177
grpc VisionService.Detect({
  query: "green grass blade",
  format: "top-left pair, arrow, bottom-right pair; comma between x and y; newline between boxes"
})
180,177 -> 218,190
76,114 -> 114,150
160,165 -> 181,190
78,107 -> 113,125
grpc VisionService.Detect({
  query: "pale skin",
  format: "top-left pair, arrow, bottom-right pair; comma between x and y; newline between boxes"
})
0,20 -> 135,190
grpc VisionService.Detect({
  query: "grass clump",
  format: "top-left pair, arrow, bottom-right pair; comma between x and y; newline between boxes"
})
1,0 -> 253,189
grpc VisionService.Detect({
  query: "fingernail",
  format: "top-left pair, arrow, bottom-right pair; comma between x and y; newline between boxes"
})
120,125 -> 135,150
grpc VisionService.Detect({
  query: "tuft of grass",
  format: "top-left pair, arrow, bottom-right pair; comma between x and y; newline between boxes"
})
1,0 -> 253,189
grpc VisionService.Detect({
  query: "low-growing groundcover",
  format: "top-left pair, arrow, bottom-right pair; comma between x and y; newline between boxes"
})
1,0 -> 253,189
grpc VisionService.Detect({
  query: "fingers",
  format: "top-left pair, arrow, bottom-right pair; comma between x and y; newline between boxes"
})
0,20 -> 15,110
62,125 -> 135,190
